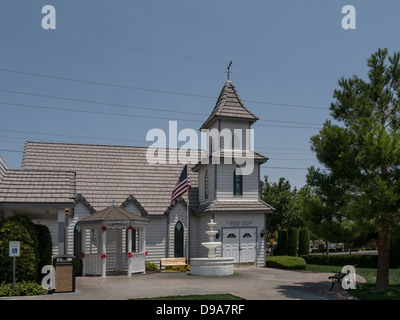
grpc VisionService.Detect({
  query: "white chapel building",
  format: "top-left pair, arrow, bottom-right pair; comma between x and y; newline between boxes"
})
0,79 -> 273,273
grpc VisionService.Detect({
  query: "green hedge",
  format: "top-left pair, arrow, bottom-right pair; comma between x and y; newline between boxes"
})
287,228 -> 299,256
34,224 -> 53,282
266,256 -> 307,270
298,228 -> 310,256
301,254 -> 378,268
274,229 -> 288,256
0,281 -> 47,297
0,215 -> 39,283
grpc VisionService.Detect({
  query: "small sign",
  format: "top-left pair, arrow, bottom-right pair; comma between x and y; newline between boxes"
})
9,241 -> 21,257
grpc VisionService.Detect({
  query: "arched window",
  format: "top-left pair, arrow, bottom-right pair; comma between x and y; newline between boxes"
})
174,220 -> 184,258
233,166 -> 243,196
205,170 -> 209,199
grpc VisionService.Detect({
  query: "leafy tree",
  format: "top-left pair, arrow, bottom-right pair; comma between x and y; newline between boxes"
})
307,48 -> 400,292
260,176 -> 304,231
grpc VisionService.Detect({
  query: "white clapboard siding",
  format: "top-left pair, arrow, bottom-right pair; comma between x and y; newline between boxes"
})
216,164 -> 259,200
66,201 -> 92,255
145,216 -> 167,264
219,119 -> 251,151
198,164 -> 215,205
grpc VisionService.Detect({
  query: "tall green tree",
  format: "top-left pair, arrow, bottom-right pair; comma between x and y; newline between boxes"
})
260,176 -> 303,231
307,48 -> 400,292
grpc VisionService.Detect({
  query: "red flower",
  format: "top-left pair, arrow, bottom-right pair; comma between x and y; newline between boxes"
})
101,253 -> 107,259
127,252 -> 133,258
144,251 -> 149,256
101,226 -> 107,232
81,252 -> 85,259
127,225 -> 133,231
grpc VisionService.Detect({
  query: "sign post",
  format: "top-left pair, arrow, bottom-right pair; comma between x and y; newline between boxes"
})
9,241 -> 21,289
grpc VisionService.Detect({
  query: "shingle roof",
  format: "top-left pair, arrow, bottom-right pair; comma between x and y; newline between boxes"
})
21,141 -> 199,214
195,199 -> 274,215
0,169 -> 76,203
0,156 -> 9,183
79,205 -> 149,224
200,80 -> 259,130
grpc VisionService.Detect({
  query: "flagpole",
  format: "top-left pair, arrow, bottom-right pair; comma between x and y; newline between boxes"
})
186,163 -> 189,262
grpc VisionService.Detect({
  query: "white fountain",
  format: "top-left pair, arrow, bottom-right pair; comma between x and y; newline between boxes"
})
190,219 -> 234,276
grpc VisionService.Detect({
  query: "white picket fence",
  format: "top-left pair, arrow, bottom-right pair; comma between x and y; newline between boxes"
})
84,252 -> 145,276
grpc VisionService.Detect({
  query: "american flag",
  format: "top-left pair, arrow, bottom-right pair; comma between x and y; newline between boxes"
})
171,164 -> 191,202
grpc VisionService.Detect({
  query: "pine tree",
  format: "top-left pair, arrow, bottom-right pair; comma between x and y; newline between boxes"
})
307,48 -> 400,292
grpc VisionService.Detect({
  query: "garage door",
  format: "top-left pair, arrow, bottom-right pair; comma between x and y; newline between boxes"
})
222,228 -> 256,263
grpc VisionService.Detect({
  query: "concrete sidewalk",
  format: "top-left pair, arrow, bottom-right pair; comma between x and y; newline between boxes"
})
2,266 -> 344,300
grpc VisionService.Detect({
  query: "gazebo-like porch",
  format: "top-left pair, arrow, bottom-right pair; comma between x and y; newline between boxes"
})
78,205 -> 149,277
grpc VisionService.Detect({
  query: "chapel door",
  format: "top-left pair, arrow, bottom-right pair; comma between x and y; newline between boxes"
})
239,228 -> 256,263
174,221 -> 184,258
222,228 -> 240,262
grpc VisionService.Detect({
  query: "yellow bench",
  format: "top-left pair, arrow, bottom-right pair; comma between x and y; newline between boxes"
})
160,257 -> 187,269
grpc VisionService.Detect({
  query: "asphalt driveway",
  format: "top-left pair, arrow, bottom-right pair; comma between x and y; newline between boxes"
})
1,266 -> 356,300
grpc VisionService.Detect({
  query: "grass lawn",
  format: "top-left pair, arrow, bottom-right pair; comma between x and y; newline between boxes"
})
307,264 -> 400,300
132,293 -> 245,300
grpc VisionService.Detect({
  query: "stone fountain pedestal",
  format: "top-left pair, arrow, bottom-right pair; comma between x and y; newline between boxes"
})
190,219 -> 234,276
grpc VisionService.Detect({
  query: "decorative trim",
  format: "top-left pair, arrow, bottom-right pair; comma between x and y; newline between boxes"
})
74,194 -> 96,214
120,194 -> 148,217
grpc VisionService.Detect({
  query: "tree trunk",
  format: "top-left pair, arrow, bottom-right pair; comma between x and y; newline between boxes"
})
375,217 -> 390,293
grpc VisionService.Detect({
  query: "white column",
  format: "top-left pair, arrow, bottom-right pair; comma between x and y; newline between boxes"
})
142,227 -> 146,253
102,227 -> 107,277
127,227 -> 132,276
82,227 -> 86,276
57,209 -> 66,255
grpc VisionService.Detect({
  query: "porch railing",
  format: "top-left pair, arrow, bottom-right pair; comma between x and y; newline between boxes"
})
83,252 -> 146,276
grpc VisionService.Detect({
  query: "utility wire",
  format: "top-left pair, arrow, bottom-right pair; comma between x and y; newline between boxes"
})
0,88 -> 324,126
0,26 -> 338,81
0,101 -> 322,130
0,68 -> 330,111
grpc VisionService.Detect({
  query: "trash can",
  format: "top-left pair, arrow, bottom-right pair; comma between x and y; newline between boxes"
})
52,255 -> 76,293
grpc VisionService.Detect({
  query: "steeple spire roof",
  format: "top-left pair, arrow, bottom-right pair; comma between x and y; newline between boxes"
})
200,79 -> 258,130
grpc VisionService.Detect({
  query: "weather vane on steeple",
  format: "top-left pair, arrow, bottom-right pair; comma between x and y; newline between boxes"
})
226,61 -> 232,80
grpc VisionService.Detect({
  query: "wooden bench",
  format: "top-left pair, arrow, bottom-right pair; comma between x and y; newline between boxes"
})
160,257 -> 187,269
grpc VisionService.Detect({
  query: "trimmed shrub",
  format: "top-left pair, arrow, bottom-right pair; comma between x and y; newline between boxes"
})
0,281 -> 46,297
275,229 -> 288,256
301,254 -> 378,268
145,261 -> 159,271
287,228 -> 299,256
266,256 -> 306,270
34,224 -> 53,282
298,228 -> 310,256
0,215 -> 39,283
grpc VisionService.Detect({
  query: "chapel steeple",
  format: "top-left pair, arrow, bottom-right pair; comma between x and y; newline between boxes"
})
199,79 -> 259,131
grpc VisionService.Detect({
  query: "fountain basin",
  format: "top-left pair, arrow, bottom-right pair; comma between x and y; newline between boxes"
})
190,257 -> 234,276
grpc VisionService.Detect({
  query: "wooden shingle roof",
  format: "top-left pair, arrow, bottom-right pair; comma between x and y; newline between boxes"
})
200,80 -> 259,130
79,205 -> 149,224
195,199 -> 274,215
20,141 -> 199,215
0,169 -> 76,204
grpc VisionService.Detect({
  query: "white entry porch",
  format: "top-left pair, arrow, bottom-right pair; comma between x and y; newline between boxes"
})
78,205 -> 149,277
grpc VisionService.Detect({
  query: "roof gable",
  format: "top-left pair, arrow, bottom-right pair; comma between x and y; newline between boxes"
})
79,205 -> 149,224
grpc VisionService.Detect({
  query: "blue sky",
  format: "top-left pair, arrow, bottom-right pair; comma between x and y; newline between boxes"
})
0,1 -> 399,188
